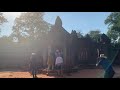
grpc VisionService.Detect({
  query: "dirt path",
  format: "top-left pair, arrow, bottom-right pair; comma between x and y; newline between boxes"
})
0,67 -> 120,78
0,69 -> 103,78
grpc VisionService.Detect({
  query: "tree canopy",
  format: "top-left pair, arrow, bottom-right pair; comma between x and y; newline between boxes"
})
11,12 -> 51,42
0,12 -> 7,35
0,12 -> 7,25
87,30 -> 101,42
105,12 -> 120,43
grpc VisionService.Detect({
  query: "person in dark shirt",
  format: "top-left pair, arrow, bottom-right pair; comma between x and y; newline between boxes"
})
30,53 -> 38,78
96,54 -> 115,78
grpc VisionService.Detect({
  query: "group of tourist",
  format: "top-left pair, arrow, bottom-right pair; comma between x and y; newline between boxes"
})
47,49 -> 64,77
29,47 -> 115,78
29,47 -> 64,78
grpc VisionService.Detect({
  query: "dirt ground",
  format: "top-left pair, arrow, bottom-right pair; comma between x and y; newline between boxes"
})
0,66 -> 120,78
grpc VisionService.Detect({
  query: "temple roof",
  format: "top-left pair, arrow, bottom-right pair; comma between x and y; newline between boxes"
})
55,16 -> 62,27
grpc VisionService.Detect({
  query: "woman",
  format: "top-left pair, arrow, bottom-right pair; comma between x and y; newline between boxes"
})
47,52 -> 54,75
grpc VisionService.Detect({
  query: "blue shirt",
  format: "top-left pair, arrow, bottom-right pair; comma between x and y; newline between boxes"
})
98,58 -> 114,73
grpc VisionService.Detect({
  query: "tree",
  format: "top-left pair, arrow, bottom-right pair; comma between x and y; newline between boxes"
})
107,29 -> 119,43
77,31 -> 83,38
105,12 -> 120,43
0,12 -> 7,25
11,12 -> 51,42
0,12 -> 7,34
87,30 -> 101,42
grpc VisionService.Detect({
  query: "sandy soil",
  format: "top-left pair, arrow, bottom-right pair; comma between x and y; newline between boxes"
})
0,67 -> 120,78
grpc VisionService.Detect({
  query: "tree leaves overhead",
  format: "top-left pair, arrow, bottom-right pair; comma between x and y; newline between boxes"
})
0,12 -> 7,26
0,12 -> 7,35
107,29 -> 119,43
105,12 -> 120,28
87,30 -> 101,42
12,12 -> 51,42
105,12 -> 120,43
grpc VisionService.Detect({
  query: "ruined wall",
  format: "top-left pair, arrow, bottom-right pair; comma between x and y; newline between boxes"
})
0,45 -> 30,69
77,38 -> 98,65
0,39 -> 48,69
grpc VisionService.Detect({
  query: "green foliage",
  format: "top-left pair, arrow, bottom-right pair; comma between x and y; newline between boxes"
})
105,12 -> 120,43
87,30 -> 101,42
107,29 -> 119,43
0,12 -> 7,25
0,12 -> 8,35
12,12 -> 51,42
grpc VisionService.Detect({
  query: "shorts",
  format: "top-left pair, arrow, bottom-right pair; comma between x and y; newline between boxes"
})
55,64 -> 63,70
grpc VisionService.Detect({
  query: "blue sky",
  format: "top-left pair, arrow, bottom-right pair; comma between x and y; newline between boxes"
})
0,12 -> 111,36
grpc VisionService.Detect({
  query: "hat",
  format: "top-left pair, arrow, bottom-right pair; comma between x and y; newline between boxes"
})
100,54 -> 107,58
32,53 -> 36,55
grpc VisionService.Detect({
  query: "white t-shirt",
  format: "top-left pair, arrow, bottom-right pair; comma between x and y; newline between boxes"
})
55,56 -> 63,65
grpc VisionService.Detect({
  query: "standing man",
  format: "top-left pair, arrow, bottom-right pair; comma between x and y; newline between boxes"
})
96,54 -> 115,78
30,53 -> 38,78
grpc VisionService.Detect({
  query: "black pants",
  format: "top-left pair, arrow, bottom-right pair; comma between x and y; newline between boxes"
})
32,69 -> 37,78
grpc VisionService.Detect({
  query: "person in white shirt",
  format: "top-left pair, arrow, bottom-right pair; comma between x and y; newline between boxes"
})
55,51 -> 64,77
55,57 -> 63,65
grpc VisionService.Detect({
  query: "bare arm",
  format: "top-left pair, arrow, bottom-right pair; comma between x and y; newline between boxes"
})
96,58 -> 101,66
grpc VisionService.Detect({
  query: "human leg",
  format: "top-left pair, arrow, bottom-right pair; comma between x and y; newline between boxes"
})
60,65 -> 63,77
51,64 -> 54,70
104,70 -> 115,78
32,69 -> 35,78
47,65 -> 51,75
34,69 -> 37,78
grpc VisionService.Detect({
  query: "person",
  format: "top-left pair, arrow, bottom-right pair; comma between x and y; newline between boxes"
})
55,49 -> 60,58
47,52 -> 55,75
30,53 -> 38,78
46,46 -> 55,75
51,50 -> 55,70
96,54 -> 115,78
55,52 -> 64,77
